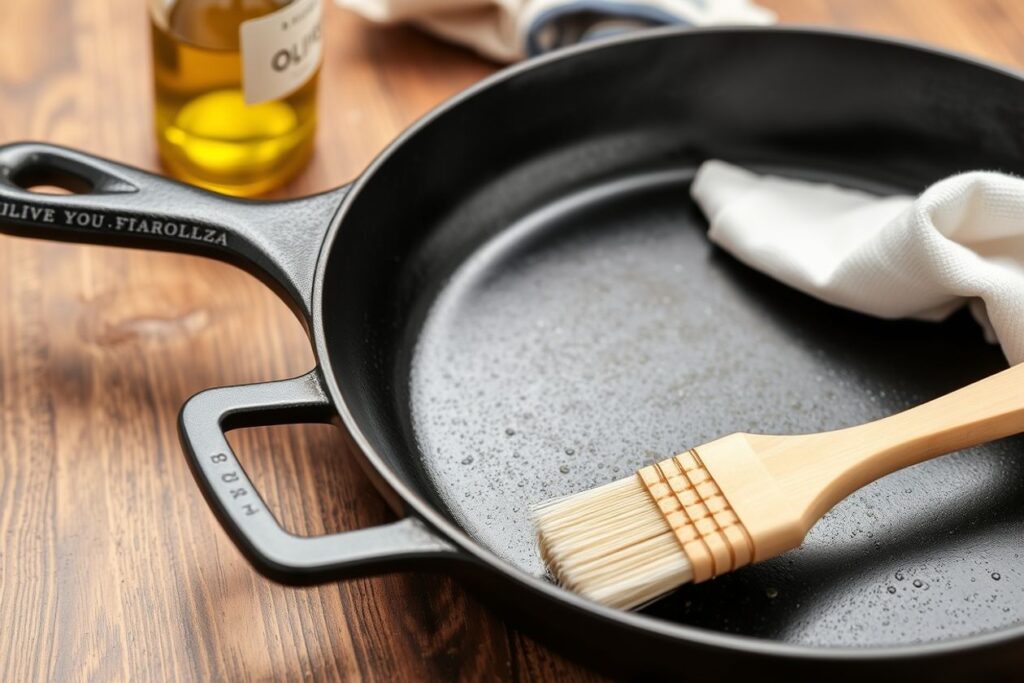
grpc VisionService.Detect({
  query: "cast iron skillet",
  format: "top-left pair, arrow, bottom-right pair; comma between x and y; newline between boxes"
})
1,26 -> 1023,680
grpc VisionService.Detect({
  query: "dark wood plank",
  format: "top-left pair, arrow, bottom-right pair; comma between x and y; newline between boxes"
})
2,1 -> 1024,680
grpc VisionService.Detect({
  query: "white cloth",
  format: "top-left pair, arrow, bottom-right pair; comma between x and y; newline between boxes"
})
335,0 -> 774,63
691,160 -> 1024,364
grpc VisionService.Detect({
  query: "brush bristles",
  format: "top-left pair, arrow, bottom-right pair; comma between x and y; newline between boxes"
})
532,475 -> 693,610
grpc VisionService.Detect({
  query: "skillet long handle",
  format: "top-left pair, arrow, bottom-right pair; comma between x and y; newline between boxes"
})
178,371 -> 460,583
0,141 -> 346,322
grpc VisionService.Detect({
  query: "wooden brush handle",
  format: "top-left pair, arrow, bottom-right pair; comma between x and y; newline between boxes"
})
775,361 -> 1024,520
668,362 -> 1024,580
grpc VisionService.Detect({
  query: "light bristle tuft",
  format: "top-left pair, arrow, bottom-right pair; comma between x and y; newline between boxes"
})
532,475 -> 693,610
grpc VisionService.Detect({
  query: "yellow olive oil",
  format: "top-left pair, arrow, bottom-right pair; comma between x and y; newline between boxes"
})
150,0 -> 321,196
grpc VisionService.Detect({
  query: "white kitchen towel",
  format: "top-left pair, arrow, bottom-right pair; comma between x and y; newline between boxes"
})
691,160 -> 1024,364
335,0 -> 774,63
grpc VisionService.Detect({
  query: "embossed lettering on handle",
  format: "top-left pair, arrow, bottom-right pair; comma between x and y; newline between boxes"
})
0,141 -> 348,323
178,371 -> 459,584
0,198 -> 230,246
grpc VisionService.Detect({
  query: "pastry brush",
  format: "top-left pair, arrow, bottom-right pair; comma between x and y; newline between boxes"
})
532,362 -> 1024,610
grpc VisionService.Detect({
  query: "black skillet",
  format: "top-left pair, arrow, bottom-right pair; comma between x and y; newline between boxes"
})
1,26 -> 1023,680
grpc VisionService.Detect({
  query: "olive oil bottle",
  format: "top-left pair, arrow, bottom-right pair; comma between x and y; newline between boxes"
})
150,0 -> 322,196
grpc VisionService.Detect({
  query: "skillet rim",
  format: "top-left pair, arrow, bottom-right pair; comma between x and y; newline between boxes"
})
312,24 -> 1024,662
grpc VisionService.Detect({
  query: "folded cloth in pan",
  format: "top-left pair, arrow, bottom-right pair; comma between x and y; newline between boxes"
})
334,0 -> 774,62
691,160 -> 1024,365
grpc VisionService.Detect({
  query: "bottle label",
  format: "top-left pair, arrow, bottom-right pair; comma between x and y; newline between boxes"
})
240,0 -> 322,105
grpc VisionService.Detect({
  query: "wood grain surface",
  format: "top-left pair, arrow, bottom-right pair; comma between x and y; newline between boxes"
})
2,1 -> 1024,680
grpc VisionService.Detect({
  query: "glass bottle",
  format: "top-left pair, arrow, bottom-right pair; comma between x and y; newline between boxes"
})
150,0 -> 322,196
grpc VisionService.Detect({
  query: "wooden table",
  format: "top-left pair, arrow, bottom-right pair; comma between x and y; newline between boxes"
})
3,1 -> 1024,679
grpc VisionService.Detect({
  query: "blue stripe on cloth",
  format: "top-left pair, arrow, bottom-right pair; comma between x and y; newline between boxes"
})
524,0 -> 698,57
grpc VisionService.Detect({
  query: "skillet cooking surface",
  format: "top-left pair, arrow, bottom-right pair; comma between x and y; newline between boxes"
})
409,164 -> 1024,647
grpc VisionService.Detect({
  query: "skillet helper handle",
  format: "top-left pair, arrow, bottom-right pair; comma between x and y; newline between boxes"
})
179,371 -> 457,584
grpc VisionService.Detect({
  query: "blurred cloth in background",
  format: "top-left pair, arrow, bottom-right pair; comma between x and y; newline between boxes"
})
335,0 -> 774,62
